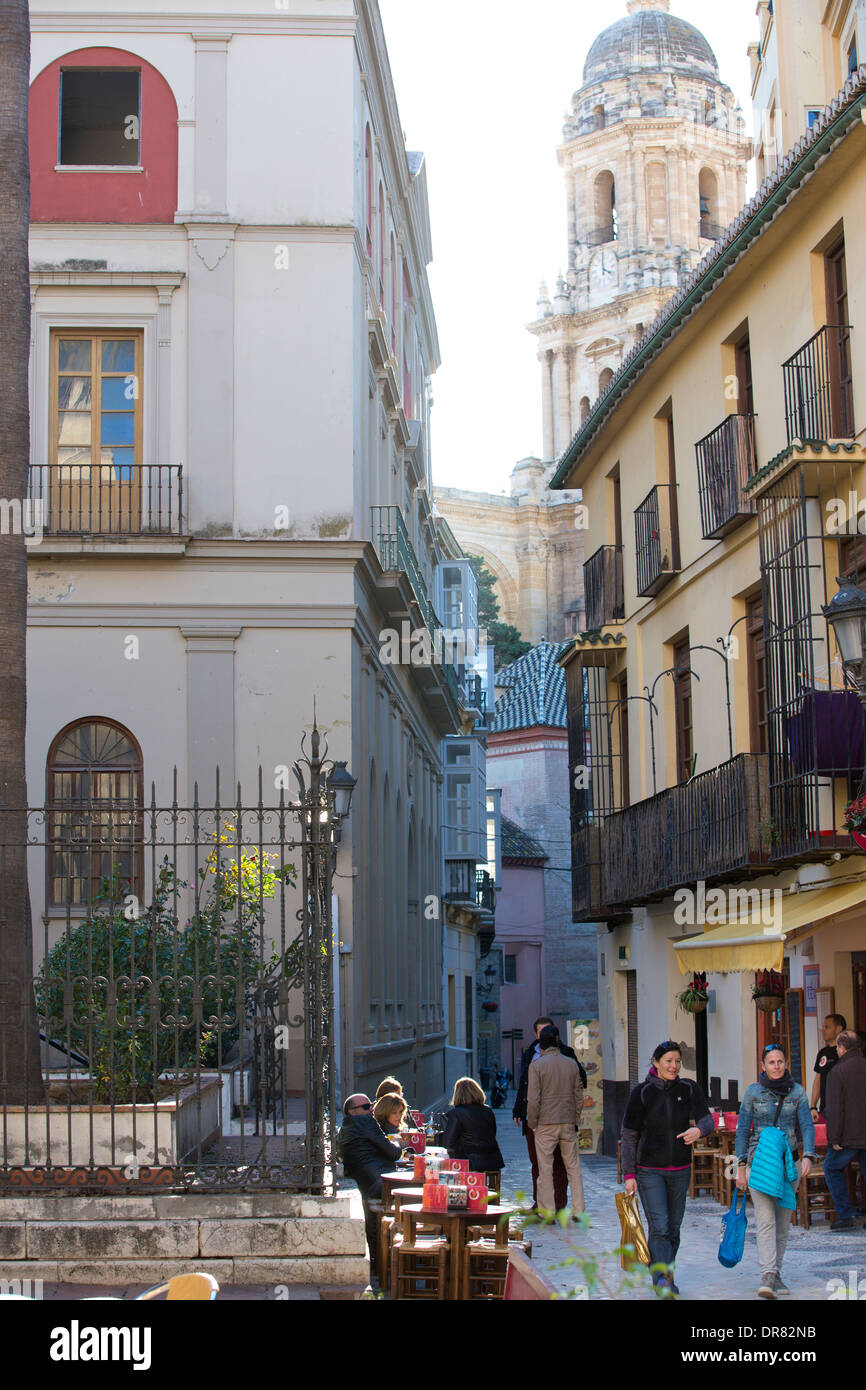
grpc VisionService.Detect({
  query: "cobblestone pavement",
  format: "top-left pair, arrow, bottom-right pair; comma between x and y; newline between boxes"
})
494,1093 -> 865,1302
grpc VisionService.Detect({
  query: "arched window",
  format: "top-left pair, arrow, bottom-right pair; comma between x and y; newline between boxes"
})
699,168 -> 720,240
593,170 -> 617,242
580,396 -> 591,425
46,719 -> 143,907
594,104 -> 605,130
599,368 -> 615,395
364,126 -> 373,257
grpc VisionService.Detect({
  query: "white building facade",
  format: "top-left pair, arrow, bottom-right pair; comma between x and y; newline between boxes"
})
25,0 -> 478,1107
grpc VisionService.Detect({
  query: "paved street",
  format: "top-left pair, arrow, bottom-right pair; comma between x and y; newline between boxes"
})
495,1093 -> 865,1302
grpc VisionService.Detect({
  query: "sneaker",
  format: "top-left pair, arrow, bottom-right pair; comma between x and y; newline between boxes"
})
758,1273 -> 777,1299
671,1281 -> 681,1296
775,1276 -> 790,1296
832,1217 -> 857,1230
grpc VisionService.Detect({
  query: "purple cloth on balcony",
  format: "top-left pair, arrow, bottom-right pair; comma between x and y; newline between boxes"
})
785,689 -> 866,776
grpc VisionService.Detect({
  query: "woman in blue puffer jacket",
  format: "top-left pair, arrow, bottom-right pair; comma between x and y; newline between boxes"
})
734,1043 -> 815,1301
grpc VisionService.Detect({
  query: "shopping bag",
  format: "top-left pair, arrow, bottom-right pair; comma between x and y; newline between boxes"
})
615,1190 -> 650,1270
718,1190 -> 748,1269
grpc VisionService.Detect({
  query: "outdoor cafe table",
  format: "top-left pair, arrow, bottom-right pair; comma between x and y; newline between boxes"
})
399,1202 -> 516,1301
380,1170 -> 427,1213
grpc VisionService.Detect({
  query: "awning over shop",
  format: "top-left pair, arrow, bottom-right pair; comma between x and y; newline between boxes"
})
673,878 -> 866,975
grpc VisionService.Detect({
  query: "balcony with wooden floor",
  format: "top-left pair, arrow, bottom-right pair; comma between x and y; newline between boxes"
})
572,754 -> 770,921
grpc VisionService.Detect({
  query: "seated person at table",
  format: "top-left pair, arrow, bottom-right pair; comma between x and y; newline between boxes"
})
337,1094 -> 402,1200
373,1092 -> 408,1136
375,1075 -> 404,1101
442,1076 -> 505,1174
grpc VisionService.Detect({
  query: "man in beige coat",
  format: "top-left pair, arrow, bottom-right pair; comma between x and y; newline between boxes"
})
526,1026 -> 585,1216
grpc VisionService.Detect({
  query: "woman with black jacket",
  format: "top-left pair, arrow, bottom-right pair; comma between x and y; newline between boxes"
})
620,1041 -> 714,1296
442,1076 -> 505,1174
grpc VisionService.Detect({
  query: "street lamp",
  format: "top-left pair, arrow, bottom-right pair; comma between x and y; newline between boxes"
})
823,579 -> 866,703
328,761 -> 357,824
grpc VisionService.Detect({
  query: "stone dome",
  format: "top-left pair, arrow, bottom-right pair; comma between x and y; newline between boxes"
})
583,4 -> 720,85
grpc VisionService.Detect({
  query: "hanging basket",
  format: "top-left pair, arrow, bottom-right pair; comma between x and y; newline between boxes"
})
755,994 -> 782,1013
679,997 -> 708,1014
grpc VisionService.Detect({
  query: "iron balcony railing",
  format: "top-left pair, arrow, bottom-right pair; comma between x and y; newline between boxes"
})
635,483 -> 679,598
782,324 -> 854,445
27,464 -> 184,537
584,544 -> 624,629
585,223 -> 617,247
571,758 -> 772,922
695,414 -> 757,539
370,504 -> 460,704
699,220 -> 726,242
476,868 -> 495,913
600,754 -> 770,913
466,673 -> 486,713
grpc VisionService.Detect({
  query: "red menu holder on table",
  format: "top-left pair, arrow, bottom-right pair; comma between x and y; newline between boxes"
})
422,1181 -> 448,1213
405,1130 -> 426,1154
442,1157 -> 469,1178
413,1153 -> 427,1181
467,1184 -> 489,1213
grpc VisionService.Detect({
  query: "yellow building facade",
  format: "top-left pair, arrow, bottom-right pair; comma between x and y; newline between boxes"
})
553,48 -> 866,1150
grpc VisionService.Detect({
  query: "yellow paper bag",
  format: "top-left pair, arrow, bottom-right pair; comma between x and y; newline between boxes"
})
615,1190 -> 651,1270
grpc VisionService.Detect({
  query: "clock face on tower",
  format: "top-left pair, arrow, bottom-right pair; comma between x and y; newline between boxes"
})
590,248 -> 618,292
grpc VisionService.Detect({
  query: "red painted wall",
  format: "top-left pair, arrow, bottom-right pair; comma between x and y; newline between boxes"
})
30,47 -> 178,223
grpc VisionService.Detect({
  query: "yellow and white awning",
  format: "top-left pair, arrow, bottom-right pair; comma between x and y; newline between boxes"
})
673,879 -> 866,975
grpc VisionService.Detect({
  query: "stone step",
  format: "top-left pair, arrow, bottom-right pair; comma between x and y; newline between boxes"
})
0,1256 -> 369,1287
0,1192 -> 354,1222
1,1215 -> 364,1261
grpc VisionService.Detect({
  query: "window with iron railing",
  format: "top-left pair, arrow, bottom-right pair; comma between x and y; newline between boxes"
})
782,325 -> 854,444
634,484 -> 679,597
695,413 -> 757,539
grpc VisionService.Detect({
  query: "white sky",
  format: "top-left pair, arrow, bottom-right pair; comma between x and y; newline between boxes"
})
378,0 -> 759,495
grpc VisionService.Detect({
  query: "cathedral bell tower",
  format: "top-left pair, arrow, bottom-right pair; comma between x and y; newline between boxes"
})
531,0 -> 751,462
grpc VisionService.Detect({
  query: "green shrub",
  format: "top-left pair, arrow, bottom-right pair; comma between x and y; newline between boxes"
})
37,840 -> 296,1104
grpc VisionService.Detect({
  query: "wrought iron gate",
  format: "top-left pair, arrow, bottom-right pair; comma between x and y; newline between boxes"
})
0,726 -> 342,1195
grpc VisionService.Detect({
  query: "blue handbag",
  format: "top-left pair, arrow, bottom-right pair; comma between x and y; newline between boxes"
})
718,1190 -> 748,1269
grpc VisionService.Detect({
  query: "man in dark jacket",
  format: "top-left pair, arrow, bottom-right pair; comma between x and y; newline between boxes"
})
337,1094 -> 401,1200
823,1031 -> 866,1230
512,1017 -> 586,1210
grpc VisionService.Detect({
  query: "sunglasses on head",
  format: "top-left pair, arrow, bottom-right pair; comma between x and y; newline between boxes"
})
762,1044 -> 784,1058
355,1101 -> 373,1110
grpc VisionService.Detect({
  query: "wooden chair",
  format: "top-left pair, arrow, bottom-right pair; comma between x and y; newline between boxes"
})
798,1163 -> 836,1230
484,1170 -> 501,1199
460,1223 -> 533,1301
391,1210 -> 450,1301
689,1147 -> 716,1198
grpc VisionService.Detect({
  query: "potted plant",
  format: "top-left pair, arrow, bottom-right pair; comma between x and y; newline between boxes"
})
676,976 -> 709,1016
752,969 -> 785,1013
844,793 -> 866,851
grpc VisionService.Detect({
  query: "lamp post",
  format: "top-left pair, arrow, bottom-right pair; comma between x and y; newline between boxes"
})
822,579 -> 866,706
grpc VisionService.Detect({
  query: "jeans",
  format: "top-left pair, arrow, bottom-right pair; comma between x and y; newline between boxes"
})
534,1123 -> 585,1215
823,1147 -> 866,1221
636,1167 -> 691,1278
